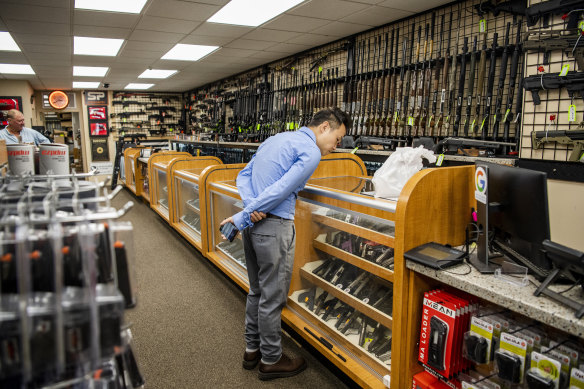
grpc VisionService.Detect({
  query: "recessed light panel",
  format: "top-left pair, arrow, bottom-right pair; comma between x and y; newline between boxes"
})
138,69 -> 177,79
208,0 -> 305,27
74,0 -> 148,14
125,83 -> 154,90
74,36 -> 124,56
161,44 -> 218,61
73,66 -> 109,77
0,64 -> 35,74
73,81 -> 101,88
0,32 -> 20,51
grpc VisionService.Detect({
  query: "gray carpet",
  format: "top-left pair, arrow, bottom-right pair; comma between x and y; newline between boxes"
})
113,189 -> 349,389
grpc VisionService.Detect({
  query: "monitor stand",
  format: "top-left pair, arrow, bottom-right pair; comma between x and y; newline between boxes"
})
471,165 -> 502,274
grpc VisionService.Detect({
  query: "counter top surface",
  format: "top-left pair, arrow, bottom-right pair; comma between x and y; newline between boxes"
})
406,260 -> 584,337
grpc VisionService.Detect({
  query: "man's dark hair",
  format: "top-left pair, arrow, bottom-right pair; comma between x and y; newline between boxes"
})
308,107 -> 352,131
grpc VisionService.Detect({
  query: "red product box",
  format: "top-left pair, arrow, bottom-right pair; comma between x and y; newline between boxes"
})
413,371 -> 438,389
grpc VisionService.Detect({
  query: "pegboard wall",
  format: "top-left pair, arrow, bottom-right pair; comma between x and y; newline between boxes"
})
519,0 -> 584,162
186,0 -> 531,153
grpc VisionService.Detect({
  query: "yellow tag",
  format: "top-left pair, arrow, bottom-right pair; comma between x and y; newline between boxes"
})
408,116 -> 414,126
351,147 -> 359,154
60,133 -> 65,137
122,118 -> 127,123
559,64 -> 570,77
394,112 -> 399,121
318,66 -> 323,74
580,21 -> 584,32
479,19 -> 486,33
503,108 -> 511,122
238,126 -> 242,133
169,128 -> 174,132
569,105 -> 577,122
437,154 -> 445,166
124,107 -> 128,112
256,124 -> 260,130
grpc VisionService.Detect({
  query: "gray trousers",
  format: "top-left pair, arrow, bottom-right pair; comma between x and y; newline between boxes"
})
242,217 -> 296,364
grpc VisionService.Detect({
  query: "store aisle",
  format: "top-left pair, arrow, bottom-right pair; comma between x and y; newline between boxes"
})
114,189 -> 349,388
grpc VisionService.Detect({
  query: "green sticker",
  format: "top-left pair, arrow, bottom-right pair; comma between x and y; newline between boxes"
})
169,128 -> 174,132
559,64 -> 570,77
479,19 -> 486,33
408,116 -> 414,126
436,154 -> 445,166
569,104 -> 577,122
503,108 -> 511,122
238,126 -> 242,133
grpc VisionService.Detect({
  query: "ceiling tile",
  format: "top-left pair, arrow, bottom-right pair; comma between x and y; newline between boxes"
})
129,30 -> 185,44
340,6 -> 413,26
377,0 -> 449,12
241,28 -> 302,43
148,59 -> 197,69
345,0 -> 385,4
136,16 -> 200,34
0,0 -> 69,8
0,52 -> 28,62
117,49 -> 162,60
191,22 -> 253,38
180,0 -> 229,5
26,52 -> 71,62
20,44 -> 71,55
37,78 -> 72,89
115,56 -> 157,64
4,20 -> 70,36
311,21 -> 369,37
287,0 -> 370,21
27,58 -> 72,67
264,42 -> 313,54
124,41 -> 174,52
2,74 -> 38,80
74,10 -> 140,29
73,57 -> 114,66
286,33 -> 336,46
1,4 -> 69,24
145,0 -> 220,21
73,25 -> 130,39
225,39 -> 276,51
0,19 -> 7,30
12,33 -> 71,46
250,51 -> 289,60
262,14 -> 329,33
179,34 -> 233,46
209,47 -> 257,58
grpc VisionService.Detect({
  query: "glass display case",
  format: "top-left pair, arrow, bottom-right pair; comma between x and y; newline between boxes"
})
285,176 -> 397,386
170,156 -> 222,251
147,151 -> 192,211
122,148 -> 142,195
138,157 -> 149,201
208,180 -> 248,285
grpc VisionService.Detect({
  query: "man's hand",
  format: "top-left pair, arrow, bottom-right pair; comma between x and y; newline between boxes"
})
219,216 -> 235,240
250,211 -> 266,223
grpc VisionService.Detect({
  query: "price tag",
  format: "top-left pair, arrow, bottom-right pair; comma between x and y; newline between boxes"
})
256,124 -> 261,131
436,154 -> 445,166
569,104 -> 577,122
168,128 -> 174,132
122,118 -> 127,123
579,21 -> 584,32
503,108 -> 511,122
479,19 -> 486,33
351,147 -> 359,154
318,66 -> 323,74
559,64 -> 570,77
408,116 -> 414,126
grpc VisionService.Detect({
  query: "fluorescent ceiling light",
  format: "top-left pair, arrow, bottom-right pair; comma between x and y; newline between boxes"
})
74,0 -> 148,14
74,36 -> 124,56
161,44 -> 218,61
73,66 -> 109,77
0,32 -> 20,51
138,69 -> 177,79
73,81 -> 100,88
208,0 -> 305,27
125,83 -> 154,90
0,64 -> 35,74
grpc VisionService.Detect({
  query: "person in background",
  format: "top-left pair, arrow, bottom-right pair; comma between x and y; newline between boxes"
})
220,107 -> 350,381
0,109 -> 50,145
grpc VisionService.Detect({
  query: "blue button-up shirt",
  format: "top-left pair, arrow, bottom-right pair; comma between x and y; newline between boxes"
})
232,127 -> 321,230
0,127 -> 50,145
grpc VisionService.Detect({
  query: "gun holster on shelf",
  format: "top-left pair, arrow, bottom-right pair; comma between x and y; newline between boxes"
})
495,350 -> 522,383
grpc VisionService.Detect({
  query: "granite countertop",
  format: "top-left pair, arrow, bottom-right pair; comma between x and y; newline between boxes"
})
406,260 -> 584,337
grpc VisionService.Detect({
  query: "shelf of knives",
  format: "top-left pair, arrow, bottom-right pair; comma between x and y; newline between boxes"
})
290,259 -> 393,372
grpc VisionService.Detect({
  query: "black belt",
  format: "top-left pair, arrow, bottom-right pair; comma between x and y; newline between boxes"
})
267,213 -> 284,219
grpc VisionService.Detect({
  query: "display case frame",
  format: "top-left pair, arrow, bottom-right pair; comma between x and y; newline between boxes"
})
122,147 -> 143,194
169,157 -> 223,251
143,151 -> 191,204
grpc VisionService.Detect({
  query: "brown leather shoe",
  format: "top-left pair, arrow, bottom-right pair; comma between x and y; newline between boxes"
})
258,353 -> 307,380
242,350 -> 261,370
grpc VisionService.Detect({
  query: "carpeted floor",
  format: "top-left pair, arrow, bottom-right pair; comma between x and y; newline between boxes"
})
113,189 -> 350,388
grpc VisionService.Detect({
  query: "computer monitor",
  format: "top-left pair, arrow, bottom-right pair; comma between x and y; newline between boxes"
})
473,162 -> 551,279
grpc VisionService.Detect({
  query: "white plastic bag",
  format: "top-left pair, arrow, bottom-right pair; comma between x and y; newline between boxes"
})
372,146 -> 437,199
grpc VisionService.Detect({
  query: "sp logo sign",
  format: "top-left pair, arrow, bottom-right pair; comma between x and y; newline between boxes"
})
84,90 -> 108,105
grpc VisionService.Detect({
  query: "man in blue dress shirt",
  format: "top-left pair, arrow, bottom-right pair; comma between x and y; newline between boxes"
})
221,107 -> 350,380
0,109 -> 50,145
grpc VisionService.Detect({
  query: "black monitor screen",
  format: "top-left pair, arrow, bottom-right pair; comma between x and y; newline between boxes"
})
480,161 -> 551,272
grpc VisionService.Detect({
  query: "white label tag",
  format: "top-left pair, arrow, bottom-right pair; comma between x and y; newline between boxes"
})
479,19 -> 486,33
436,154 -> 444,166
569,104 -> 577,122
559,64 -> 570,77
408,117 -> 414,126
